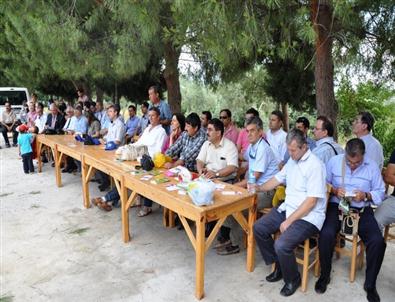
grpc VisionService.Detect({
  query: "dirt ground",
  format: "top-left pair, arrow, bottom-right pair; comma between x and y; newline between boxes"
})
1,145 -> 394,302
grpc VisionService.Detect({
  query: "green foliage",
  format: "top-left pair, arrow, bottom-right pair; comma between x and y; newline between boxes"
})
336,78 -> 395,161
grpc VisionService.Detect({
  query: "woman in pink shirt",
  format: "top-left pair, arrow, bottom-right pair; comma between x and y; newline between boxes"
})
26,101 -> 37,127
161,113 -> 185,153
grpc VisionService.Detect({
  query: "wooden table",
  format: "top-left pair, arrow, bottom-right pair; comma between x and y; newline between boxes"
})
36,135 -> 258,299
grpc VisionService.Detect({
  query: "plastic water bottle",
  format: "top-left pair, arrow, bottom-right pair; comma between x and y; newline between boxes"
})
247,172 -> 256,194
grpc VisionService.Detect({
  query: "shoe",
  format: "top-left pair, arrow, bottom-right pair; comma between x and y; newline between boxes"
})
91,197 -> 103,207
12,143 -> 18,147
213,239 -> 232,249
216,245 -> 240,255
364,286 -> 380,302
266,265 -> 282,282
42,156 -> 48,163
97,201 -> 112,212
280,274 -> 301,297
137,206 -> 152,217
6,144 -> 11,148
315,276 -> 330,294
51,162 -> 55,167
62,168 -> 70,173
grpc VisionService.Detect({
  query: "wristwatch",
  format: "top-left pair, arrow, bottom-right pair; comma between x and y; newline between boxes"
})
215,172 -> 220,177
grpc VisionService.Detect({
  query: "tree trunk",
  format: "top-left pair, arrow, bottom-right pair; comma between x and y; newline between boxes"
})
281,102 -> 289,131
96,86 -> 103,104
163,41 -> 182,114
311,0 -> 337,137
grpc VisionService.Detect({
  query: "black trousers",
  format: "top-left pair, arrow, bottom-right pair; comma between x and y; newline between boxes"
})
1,123 -> 18,145
318,203 -> 386,289
253,208 -> 318,283
22,152 -> 34,173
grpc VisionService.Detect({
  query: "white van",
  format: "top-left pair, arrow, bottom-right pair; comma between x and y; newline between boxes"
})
0,87 -> 30,120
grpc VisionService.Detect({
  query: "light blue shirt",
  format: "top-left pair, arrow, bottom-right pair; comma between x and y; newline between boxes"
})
360,133 -> 384,170
105,117 -> 126,145
96,110 -> 110,130
149,100 -> 172,134
313,137 -> 344,165
275,150 -> 327,230
71,115 -> 88,134
125,116 -> 140,136
326,154 -> 385,208
17,133 -> 33,155
246,138 -> 278,185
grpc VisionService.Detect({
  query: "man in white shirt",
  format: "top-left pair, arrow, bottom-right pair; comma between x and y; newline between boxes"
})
254,129 -> 327,297
91,107 -> 166,212
352,111 -> 384,170
133,107 -> 166,157
63,105 -> 75,133
266,110 -> 287,168
33,102 -> 48,134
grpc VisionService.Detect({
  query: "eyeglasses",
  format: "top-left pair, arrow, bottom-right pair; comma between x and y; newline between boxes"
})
219,116 -> 228,120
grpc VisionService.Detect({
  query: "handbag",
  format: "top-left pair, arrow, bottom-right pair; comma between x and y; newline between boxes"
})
338,156 -> 360,236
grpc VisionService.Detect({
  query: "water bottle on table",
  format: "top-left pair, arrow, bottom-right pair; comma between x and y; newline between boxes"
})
247,172 -> 256,193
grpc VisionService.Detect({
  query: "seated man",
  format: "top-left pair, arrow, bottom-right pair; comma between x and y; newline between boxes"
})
67,105 -> 88,135
164,112 -> 207,172
91,107 -> 166,212
215,116 -> 279,256
316,138 -> 385,302
375,148 -> 395,230
253,129 -> 327,297
219,109 -> 239,145
45,103 -> 66,132
125,104 -> 140,143
352,111 -> 384,170
1,101 -> 19,147
97,104 -> 126,191
196,118 -> 238,182
313,116 -> 344,164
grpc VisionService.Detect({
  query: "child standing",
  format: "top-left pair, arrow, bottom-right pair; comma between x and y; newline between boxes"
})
17,124 -> 35,174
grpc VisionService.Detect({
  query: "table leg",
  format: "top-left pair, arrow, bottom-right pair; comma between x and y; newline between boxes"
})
54,145 -> 62,187
81,156 -> 90,208
120,176 -> 130,243
246,195 -> 257,272
195,216 -> 206,299
37,141 -> 42,173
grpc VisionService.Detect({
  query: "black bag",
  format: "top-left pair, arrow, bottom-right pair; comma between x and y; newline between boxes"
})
140,154 -> 154,171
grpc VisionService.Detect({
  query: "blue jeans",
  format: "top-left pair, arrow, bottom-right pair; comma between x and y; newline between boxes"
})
254,208 -> 318,283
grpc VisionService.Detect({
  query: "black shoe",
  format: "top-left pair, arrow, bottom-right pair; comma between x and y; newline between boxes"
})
266,265 -> 282,282
12,143 -> 18,147
42,156 -> 48,163
280,274 -> 301,297
6,143 -> 11,148
62,168 -> 70,173
216,245 -> 240,255
315,276 -> 330,294
364,286 -> 380,302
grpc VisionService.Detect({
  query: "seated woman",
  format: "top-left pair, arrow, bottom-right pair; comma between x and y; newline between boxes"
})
86,111 -> 101,138
161,113 -> 185,153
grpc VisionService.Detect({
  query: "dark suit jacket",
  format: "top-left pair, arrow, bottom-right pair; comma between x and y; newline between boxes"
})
45,113 -> 66,130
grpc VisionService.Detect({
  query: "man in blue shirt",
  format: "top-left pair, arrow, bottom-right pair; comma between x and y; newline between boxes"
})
315,138 -> 385,302
148,85 -> 172,135
313,115 -> 344,164
254,129 -> 327,297
69,106 -> 88,135
125,104 -> 140,143
215,116 -> 279,256
352,111 -> 384,170
138,101 -> 149,135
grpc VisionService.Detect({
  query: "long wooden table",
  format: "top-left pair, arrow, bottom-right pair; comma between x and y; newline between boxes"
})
36,134 -> 257,299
